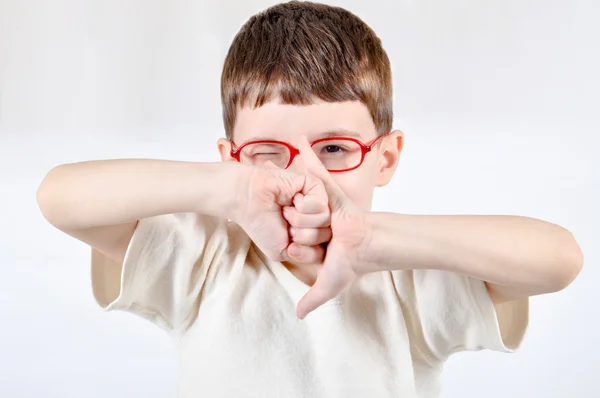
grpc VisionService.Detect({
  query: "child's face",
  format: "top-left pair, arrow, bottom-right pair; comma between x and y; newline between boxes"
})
218,99 -> 403,211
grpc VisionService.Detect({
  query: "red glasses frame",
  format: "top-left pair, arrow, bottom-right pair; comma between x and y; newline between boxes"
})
230,134 -> 387,173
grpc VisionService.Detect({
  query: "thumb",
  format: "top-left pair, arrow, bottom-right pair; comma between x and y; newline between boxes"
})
297,135 -> 347,208
296,276 -> 336,320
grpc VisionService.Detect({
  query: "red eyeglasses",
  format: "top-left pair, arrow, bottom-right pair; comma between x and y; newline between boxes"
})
230,134 -> 387,172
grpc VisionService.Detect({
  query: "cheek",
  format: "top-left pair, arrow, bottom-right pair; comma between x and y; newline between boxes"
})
334,170 -> 377,210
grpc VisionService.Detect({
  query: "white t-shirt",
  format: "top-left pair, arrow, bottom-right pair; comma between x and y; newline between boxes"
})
91,213 -> 529,398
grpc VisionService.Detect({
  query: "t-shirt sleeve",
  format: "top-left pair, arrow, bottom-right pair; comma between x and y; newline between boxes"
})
90,212 -> 232,331
393,270 -> 529,359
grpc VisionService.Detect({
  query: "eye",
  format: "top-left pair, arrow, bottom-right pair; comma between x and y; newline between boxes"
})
325,145 -> 343,153
245,144 -> 288,157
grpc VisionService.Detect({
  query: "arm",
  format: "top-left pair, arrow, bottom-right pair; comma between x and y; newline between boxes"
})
362,213 -> 584,304
283,138 -> 583,318
37,159 -> 248,263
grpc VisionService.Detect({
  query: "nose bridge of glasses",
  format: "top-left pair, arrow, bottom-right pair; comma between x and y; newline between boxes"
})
287,148 -> 308,172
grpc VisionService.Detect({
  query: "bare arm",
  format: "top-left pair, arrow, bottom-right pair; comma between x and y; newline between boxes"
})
362,213 -> 584,304
36,159 -> 248,263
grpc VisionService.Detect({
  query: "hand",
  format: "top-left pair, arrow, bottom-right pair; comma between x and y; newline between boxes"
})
233,163 -> 332,264
283,136 -> 372,319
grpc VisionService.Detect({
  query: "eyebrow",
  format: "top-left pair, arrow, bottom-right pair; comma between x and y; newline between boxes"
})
319,129 -> 363,138
244,129 -> 363,143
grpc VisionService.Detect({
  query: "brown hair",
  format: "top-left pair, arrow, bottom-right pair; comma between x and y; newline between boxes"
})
220,1 -> 393,139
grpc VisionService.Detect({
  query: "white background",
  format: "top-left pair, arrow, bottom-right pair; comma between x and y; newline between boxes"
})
1,0 -> 598,397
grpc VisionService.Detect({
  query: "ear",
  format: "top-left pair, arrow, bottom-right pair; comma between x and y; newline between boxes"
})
217,138 -> 234,162
376,130 -> 403,187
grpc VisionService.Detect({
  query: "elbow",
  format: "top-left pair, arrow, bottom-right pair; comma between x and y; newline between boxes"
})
36,172 -> 54,223
36,166 -> 65,228
549,229 -> 584,292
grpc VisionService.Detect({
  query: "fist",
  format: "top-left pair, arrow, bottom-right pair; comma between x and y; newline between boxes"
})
234,164 -> 331,263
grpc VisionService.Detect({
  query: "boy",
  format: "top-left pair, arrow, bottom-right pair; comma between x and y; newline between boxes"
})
37,1 -> 583,397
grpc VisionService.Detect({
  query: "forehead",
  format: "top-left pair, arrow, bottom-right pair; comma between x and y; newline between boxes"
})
232,99 -> 377,143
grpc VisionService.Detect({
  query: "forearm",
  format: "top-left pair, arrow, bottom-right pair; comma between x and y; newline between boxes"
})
363,213 -> 583,296
37,159 -> 248,230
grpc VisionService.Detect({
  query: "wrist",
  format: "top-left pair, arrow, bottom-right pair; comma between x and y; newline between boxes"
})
358,212 -> 387,273
189,161 -> 252,221
225,162 -> 255,223
358,212 -> 418,273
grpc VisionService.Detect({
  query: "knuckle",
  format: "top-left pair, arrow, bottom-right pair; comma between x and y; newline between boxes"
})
296,245 -> 314,263
294,228 -> 315,245
317,198 -> 329,211
318,213 -> 331,228
286,209 -> 299,225
296,215 -> 309,228
293,193 -> 304,208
